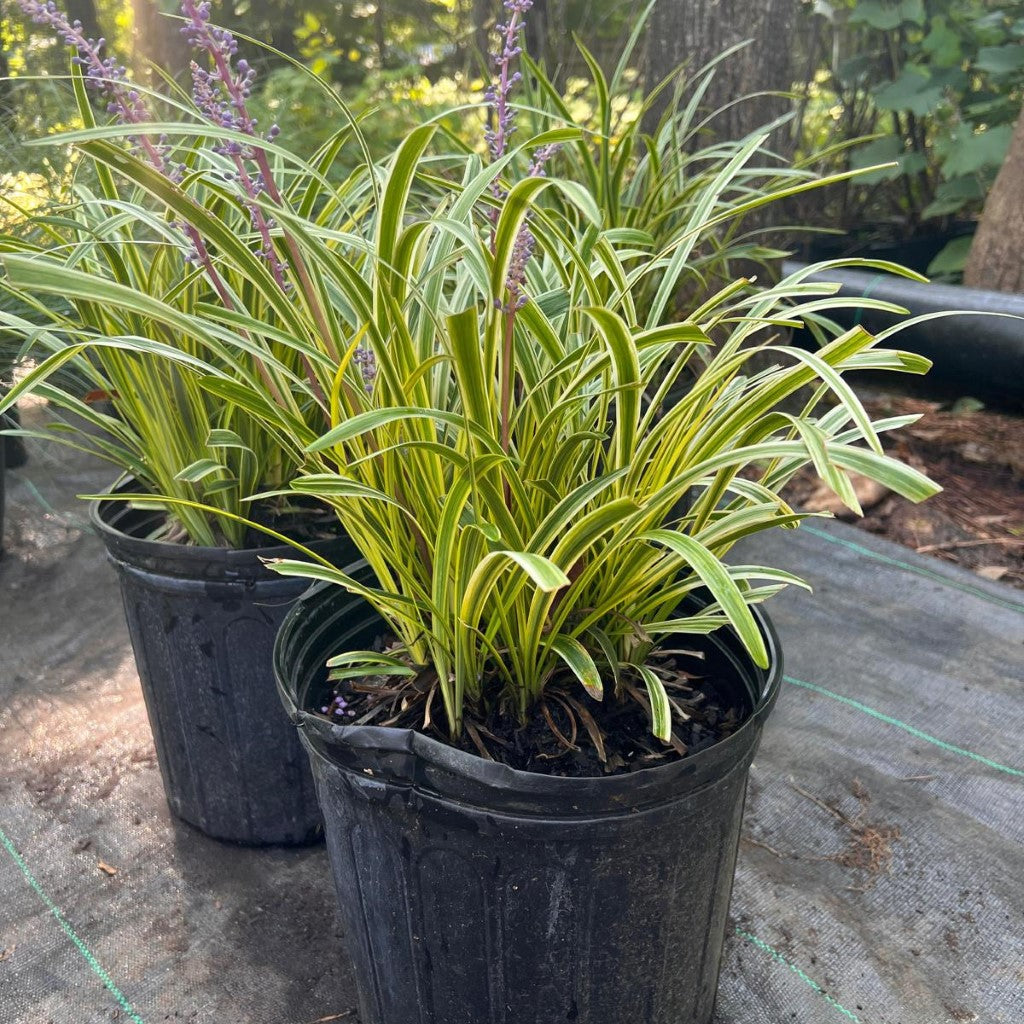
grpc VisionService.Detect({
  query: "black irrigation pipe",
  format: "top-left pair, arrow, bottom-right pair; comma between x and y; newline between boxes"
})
783,260 -> 1024,409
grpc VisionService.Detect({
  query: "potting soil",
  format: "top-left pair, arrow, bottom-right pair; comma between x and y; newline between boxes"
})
1,438 -> 1022,1024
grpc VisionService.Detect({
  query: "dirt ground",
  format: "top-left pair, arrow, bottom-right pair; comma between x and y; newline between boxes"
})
784,392 -> 1024,590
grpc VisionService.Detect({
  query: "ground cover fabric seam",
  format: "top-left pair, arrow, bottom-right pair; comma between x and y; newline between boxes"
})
802,525 -> 1024,615
784,675 -> 1024,778
0,824 -> 147,1024
735,928 -> 863,1023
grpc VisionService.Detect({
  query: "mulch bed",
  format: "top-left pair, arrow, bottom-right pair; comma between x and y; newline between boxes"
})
784,393 -> 1024,589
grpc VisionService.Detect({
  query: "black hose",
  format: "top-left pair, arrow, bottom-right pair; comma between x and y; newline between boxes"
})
783,260 -> 1024,407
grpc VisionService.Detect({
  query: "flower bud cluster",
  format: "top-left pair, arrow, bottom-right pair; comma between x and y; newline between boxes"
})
17,0 -> 287,282
17,1 -> 156,142
320,694 -> 357,720
484,0 -> 533,166
352,345 -> 378,394
178,0 -> 287,283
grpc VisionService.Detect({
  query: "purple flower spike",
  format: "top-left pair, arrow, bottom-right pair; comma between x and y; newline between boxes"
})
504,226 -> 535,311
498,142 -> 561,313
528,142 -> 561,178
482,0 -> 562,311
180,0 -> 258,141
16,1 -> 156,139
178,0 -> 290,284
352,345 -> 377,393
484,0 -> 533,164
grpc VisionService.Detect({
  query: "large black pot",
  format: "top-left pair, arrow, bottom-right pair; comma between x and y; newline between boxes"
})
91,482 -> 358,845
275,583 -> 782,1023
797,224 -> 974,276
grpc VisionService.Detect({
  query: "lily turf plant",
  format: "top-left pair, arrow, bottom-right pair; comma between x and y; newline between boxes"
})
253,0 -> 940,754
0,0 -> 382,546
3,0 -> 939,757
514,9 -> 799,317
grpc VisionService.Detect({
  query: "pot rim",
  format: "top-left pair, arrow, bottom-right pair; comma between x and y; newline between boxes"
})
276,581 -> 783,809
89,475 -> 353,581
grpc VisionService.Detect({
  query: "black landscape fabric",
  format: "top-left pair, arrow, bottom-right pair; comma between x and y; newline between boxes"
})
1,432 -> 1022,1024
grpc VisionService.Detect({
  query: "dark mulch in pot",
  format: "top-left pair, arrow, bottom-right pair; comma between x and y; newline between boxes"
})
125,495 -> 339,548
784,393 -> 1024,589
319,643 -> 750,778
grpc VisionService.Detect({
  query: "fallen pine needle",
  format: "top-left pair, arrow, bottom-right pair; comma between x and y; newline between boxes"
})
915,537 -> 1024,554
741,835 -> 796,859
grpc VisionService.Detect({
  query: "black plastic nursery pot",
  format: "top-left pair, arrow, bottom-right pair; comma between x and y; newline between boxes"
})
0,450 -> 5,558
797,224 -> 975,276
275,583 -> 783,1024
91,480 -> 358,845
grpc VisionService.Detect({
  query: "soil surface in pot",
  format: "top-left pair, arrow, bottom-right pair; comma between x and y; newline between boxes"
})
319,643 -> 749,777
783,391 -> 1024,589
114,493 -> 338,548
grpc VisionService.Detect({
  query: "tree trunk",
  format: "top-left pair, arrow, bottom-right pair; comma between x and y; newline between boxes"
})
645,0 -> 796,148
524,0 -> 548,72
963,116 -> 1024,295
0,49 -> 11,128
131,0 -> 190,85
65,0 -> 103,42
471,0 -> 491,74
375,0 -> 388,69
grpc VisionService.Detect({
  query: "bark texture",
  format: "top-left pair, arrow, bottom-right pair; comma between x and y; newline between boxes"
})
65,0 -> 103,42
963,116 -> 1024,295
646,0 -> 796,147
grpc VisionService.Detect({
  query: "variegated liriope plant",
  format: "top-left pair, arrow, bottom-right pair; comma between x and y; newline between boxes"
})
258,159 -> 938,743
3,0 -> 939,750
217,19 -> 935,749
515,4 -> 803,315
0,0 -> 382,546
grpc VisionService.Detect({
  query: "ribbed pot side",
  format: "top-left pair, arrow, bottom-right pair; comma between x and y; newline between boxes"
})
276,582 -> 782,1023
91,483 -> 358,845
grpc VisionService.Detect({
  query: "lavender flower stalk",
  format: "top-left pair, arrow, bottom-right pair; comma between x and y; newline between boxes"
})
180,0 -> 288,286
16,0 -> 169,168
13,0 -> 255,300
482,0 -> 561,458
484,0 -> 532,165
14,0 -> 300,406
483,0 -> 560,307
177,0 -> 339,366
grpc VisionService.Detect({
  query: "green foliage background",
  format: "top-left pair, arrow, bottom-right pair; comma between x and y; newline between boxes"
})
3,0 -> 1022,259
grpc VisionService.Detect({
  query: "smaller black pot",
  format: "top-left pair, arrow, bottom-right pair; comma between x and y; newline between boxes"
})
92,481 -> 359,845
276,582 -> 782,1024
0,451 -> 5,558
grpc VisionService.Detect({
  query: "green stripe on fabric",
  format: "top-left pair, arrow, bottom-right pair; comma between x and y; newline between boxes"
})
785,676 -> 1024,778
736,927 -> 862,1022
802,525 -> 1024,615
0,826 -> 146,1024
